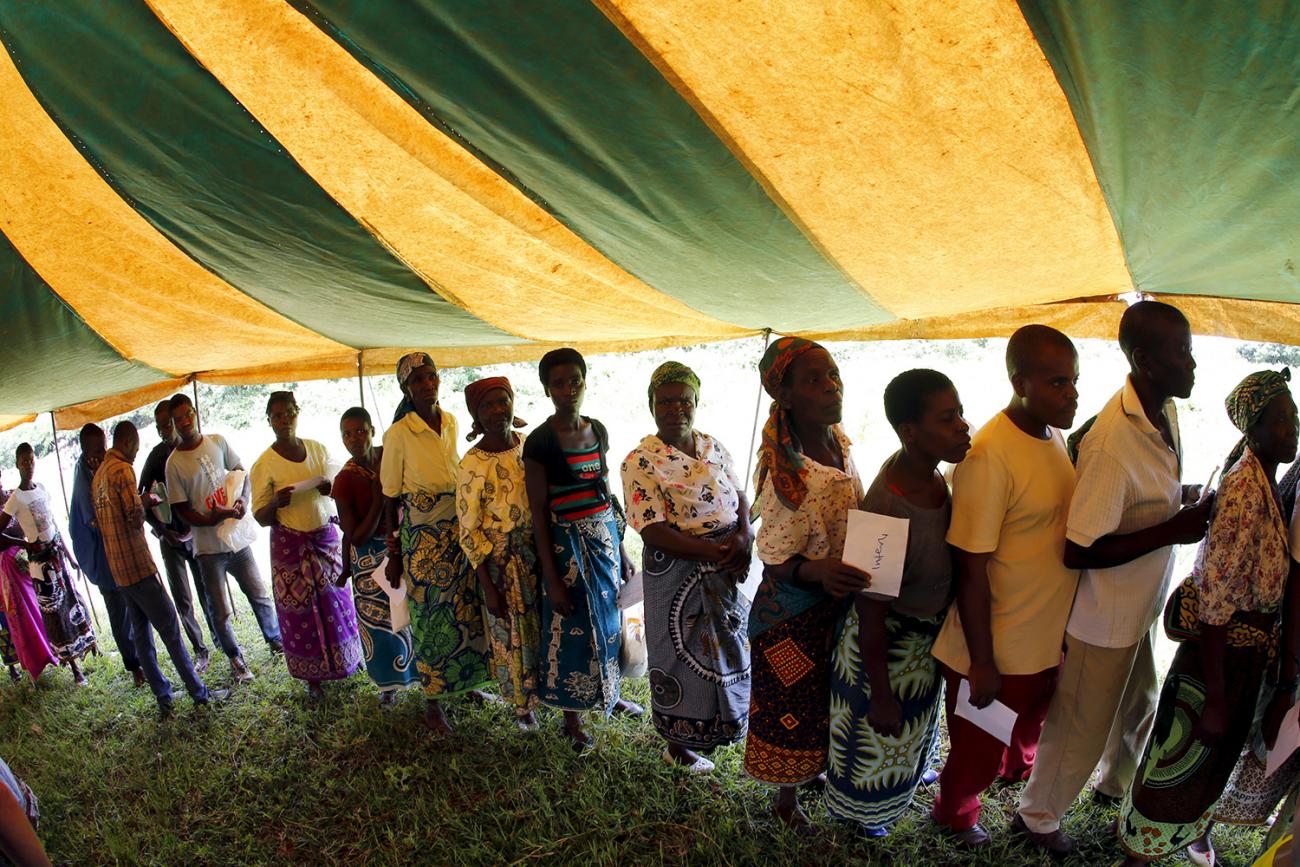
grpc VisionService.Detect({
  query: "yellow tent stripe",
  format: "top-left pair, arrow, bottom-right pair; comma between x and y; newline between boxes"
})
145,0 -> 746,344
0,50 -> 347,376
597,0 -> 1134,318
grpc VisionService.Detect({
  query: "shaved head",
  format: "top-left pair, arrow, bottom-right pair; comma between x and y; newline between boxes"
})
111,421 -> 138,449
1006,324 -> 1077,378
1118,301 -> 1189,361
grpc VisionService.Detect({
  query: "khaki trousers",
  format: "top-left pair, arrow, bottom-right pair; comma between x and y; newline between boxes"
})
1017,628 -> 1158,833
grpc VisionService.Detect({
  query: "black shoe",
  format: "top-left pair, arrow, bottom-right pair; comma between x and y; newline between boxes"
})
268,639 -> 284,655
1092,788 -> 1121,807
157,701 -> 175,721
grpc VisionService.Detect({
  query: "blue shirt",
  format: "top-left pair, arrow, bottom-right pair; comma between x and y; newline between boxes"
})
69,457 -> 111,589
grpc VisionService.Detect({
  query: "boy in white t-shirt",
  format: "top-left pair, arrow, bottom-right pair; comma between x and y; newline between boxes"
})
930,325 -> 1082,847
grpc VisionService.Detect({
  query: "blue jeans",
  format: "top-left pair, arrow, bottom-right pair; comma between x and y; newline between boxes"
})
197,546 -> 280,658
158,539 -> 214,656
95,580 -> 140,672
120,575 -> 209,705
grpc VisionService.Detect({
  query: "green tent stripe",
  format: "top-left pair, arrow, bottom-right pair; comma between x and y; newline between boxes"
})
0,1 -> 518,350
1019,1 -> 1300,304
0,230 -> 167,415
292,0 -> 891,332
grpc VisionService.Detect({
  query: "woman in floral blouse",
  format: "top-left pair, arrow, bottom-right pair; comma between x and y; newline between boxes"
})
620,361 -> 753,773
1119,369 -> 1300,865
456,377 -> 541,730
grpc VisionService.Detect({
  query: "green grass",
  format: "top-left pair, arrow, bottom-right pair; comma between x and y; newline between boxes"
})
0,615 -> 1273,866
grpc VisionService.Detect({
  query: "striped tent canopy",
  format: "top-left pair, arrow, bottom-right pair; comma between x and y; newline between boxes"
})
3,0 -> 1299,431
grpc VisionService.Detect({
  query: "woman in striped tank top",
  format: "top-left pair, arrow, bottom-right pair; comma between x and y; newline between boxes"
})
523,348 -> 643,751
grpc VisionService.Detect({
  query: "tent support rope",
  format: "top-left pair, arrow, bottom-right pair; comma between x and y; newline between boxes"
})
356,352 -> 365,411
50,412 -> 101,630
742,329 -> 773,500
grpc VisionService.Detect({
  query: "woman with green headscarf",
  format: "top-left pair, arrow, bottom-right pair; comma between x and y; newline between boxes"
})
620,361 -> 753,773
1119,369 -> 1300,865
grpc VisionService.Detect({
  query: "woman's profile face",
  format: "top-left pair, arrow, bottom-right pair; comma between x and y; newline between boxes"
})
1250,392 -> 1300,465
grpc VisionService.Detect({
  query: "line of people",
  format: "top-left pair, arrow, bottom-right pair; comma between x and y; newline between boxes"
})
1,299 -> 1298,864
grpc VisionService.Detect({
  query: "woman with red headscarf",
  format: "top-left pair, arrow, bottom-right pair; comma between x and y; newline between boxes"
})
456,377 -> 541,730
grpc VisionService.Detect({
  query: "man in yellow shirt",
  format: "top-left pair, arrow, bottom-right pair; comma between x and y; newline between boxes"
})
930,325 -> 1081,847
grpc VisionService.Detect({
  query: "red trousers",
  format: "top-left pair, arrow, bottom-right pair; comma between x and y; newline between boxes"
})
931,663 -> 1060,831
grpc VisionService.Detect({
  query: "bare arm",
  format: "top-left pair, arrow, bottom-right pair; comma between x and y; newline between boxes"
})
174,502 -> 234,528
954,549 -> 999,707
0,782 -> 51,867
1064,496 -> 1213,570
857,594 -> 901,736
639,523 -> 721,562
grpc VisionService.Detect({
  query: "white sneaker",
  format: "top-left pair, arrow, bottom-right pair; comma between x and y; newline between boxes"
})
662,748 -> 714,774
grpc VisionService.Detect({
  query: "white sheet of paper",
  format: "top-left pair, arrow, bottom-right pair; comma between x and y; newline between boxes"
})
842,510 -> 910,598
374,556 -> 410,632
222,469 -> 247,505
288,475 -> 328,495
955,679 -> 1018,746
1267,701 -> 1300,777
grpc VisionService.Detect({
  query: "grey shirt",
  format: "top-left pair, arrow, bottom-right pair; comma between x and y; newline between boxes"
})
164,434 -> 243,556
861,453 -> 955,619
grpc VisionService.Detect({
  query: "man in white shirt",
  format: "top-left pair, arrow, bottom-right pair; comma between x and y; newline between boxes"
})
164,393 -> 282,682
1015,301 -> 1213,855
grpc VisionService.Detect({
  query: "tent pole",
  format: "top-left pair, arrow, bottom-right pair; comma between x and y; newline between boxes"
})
191,378 -> 202,434
49,412 -> 101,630
742,329 -> 774,499
356,351 -> 365,410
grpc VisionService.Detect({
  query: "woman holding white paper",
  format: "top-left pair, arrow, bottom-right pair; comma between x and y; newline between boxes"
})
1118,369 -> 1300,865
826,369 -> 971,837
251,391 -> 361,700
620,361 -> 753,773
331,406 -> 418,705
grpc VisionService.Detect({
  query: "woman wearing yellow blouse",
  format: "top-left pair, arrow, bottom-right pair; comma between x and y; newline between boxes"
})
251,391 -> 361,700
456,377 -> 541,731
382,354 -> 492,734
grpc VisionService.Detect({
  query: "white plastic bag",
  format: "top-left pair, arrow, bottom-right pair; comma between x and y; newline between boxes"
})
620,603 -> 647,678
215,470 -> 258,549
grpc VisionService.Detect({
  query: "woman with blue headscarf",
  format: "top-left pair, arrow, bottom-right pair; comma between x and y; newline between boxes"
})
381,353 -> 491,734
1119,369 -> 1300,865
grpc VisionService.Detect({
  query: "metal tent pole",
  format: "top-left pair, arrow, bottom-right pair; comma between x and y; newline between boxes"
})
356,352 -> 366,410
49,412 -> 101,629
742,329 -> 774,500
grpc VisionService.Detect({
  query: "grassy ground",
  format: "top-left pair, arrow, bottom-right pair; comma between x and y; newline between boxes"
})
0,615 -> 1272,867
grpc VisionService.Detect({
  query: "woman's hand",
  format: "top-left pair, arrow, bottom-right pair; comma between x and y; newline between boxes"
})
1195,695 -> 1230,742
274,487 -> 293,508
482,582 -> 508,619
385,531 -> 402,559
801,558 -> 871,597
620,548 -> 636,585
867,692 -> 903,738
384,554 -> 403,589
967,660 -> 1002,710
717,527 -> 753,573
545,568 -> 574,617
316,479 -> 331,497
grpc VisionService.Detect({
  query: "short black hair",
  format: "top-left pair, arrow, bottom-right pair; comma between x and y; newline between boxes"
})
266,390 -> 297,416
340,406 -> 372,427
883,369 -> 956,429
168,393 -> 193,412
538,348 -> 586,388
15,442 -> 33,459
1117,300 -> 1188,360
154,400 -> 171,415
1006,324 -> 1076,378
78,423 -> 105,447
